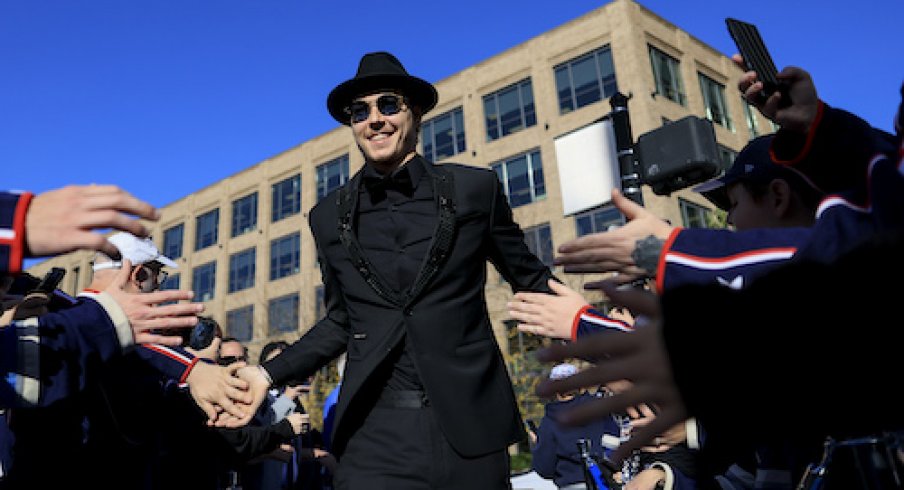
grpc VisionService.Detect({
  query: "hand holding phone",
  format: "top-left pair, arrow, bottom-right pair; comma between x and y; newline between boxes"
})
726,18 -> 791,107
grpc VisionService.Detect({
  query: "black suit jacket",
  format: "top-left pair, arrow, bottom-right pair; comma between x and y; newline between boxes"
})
263,157 -> 554,457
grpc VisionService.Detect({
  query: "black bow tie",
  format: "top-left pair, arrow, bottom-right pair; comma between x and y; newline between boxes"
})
363,167 -> 414,198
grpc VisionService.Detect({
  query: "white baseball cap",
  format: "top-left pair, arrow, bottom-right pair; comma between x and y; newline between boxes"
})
549,363 -> 579,380
92,232 -> 178,271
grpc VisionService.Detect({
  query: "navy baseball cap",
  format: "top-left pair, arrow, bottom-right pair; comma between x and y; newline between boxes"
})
693,135 -> 784,210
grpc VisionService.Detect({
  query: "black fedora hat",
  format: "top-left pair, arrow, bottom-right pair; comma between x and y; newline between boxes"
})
327,51 -> 438,125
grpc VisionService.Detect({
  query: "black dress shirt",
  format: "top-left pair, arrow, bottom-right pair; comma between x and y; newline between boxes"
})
356,156 -> 436,391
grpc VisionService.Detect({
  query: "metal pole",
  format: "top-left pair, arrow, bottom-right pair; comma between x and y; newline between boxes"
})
608,92 -> 643,206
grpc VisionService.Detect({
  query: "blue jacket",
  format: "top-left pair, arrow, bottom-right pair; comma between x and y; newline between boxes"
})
572,305 -> 634,340
0,191 -> 32,275
654,102 -> 898,294
1,292 -> 130,407
532,392 -> 620,487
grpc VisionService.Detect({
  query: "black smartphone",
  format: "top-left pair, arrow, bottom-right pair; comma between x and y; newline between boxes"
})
726,18 -> 790,106
33,267 -> 66,294
526,419 -> 538,433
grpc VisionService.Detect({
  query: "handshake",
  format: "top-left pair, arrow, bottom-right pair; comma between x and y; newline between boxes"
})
185,362 -> 275,428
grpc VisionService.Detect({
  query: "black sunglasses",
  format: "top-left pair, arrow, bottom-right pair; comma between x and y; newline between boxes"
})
345,94 -> 406,124
218,355 -> 246,366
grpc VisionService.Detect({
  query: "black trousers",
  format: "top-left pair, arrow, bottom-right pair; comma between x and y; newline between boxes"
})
334,398 -> 512,490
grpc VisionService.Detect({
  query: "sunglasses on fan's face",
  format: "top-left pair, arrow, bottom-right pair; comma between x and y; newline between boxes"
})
218,355 -> 246,366
345,94 -> 407,124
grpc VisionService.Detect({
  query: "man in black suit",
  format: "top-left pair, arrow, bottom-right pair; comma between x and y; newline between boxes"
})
232,51 -> 554,489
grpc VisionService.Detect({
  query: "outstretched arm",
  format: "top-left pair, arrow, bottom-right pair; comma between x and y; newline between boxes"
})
508,279 -> 589,340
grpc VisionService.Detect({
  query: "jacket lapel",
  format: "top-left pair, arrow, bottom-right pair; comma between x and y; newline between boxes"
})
336,159 -> 457,307
405,163 -> 457,304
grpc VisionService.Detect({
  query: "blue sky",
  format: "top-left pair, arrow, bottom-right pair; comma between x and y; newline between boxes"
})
3,0 -> 902,210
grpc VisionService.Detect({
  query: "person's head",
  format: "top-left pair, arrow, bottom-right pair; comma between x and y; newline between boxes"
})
259,340 -> 290,364
218,336 -> 248,366
326,51 -> 438,173
693,135 -> 824,231
90,232 -> 178,293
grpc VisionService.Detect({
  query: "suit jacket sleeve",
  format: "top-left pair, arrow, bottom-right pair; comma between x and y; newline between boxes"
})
263,234 -> 349,386
485,176 -> 555,293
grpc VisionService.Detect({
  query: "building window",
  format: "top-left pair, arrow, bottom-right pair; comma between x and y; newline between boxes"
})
699,73 -> 733,130
315,285 -> 325,320
269,293 -> 299,334
194,209 -> 219,251
743,99 -> 760,138
231,192 -> 258,238
483,78 -> 536,141
718,145 -> 738,172
192,261 -> 217,302
163,223 -> 184,259
421,106 -> 466,161
316,155 -> 350,201
227,305 -> 254,342
679,199 -> 712,229
575,205 -> 624,237
649,45 -> 686,106
228,247 -> 256,293
491,149 -> 546,208
523,223 -> 554,267
554,45 -> 618,114
270,232 -> 300,281
271,174 -> 301,222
